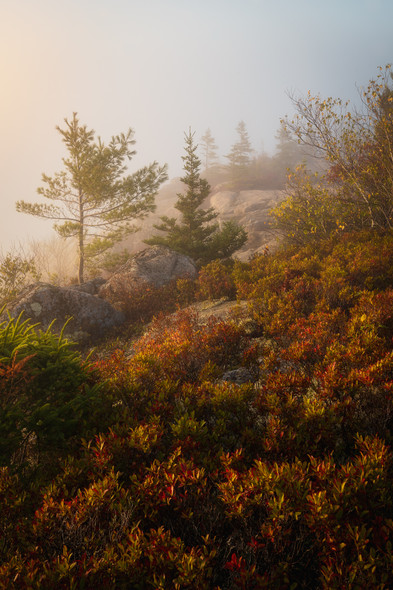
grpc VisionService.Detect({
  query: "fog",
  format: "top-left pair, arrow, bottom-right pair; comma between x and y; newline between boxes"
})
1,0 -> 392,251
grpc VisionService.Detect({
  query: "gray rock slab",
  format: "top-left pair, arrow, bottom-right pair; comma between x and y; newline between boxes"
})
99,246 -> 198,300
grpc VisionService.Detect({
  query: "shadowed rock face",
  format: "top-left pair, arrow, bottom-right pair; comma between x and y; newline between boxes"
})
68,277 -> 106,295
4,283 -> 124,343
99,246 -> 198,300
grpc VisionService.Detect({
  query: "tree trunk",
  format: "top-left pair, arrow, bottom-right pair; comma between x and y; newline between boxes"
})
78,247 -> 84,284
78,190 -> 84,284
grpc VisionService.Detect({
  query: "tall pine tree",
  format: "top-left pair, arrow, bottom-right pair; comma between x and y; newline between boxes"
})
146,130 -> 247,266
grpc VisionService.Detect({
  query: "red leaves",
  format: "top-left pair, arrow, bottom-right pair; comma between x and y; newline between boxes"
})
0,353 -> 35,402
7,227 -> 393,586
131,308 -> 249,385
225,552 -> 246,572
197,260 -> 236,300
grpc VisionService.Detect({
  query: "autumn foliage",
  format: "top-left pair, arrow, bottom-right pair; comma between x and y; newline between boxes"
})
1,226 -> 393,588
3,68 -> 393,588
273,65 -> 393,244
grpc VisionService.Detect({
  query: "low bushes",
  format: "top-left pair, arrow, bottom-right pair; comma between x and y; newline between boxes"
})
3,230 -> 393,587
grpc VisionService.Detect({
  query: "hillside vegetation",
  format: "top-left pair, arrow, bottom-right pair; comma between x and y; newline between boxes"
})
2,67 -> 393,588
1,228 -> 393,588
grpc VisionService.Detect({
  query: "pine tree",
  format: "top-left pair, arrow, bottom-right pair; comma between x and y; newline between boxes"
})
146,130 -> 247,266
225,121 -> 253,186
271,125 -> 306,187
274,125 -> 304,170
200,128 -> 219,171
16,113 -> 167,283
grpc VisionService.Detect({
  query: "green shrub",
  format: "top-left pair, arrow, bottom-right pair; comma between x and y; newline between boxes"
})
0,313 -> 110,474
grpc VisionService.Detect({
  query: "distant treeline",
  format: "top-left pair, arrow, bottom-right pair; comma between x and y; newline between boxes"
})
199,121 -> 318,190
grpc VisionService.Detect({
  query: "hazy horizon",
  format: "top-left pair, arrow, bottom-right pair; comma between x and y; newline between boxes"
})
1,0 -> 392,250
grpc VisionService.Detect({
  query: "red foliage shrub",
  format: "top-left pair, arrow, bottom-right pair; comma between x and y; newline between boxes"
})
133,308 -> 250,383
103,279 -> 180,323
196,260 -> 236,300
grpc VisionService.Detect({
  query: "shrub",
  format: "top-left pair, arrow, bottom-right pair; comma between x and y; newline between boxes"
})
0,314 -> 110,474
102,279 -> 180,324
0,250 -> 40,305
133,308 -> 250,384
196,260 -> 236,300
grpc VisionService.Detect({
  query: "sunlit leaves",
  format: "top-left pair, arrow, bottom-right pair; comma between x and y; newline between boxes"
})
5,222 -> 393,586
17,113 -> 168,282
275,65 -> 393,243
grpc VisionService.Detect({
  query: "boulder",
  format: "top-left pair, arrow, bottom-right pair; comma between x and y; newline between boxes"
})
68,277 -> 106,295
99,246 -> 197,300
4,282 -> 124,343
221,367 -> 254,384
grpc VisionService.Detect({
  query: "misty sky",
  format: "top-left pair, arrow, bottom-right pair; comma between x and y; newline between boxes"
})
1,0 -> 392,250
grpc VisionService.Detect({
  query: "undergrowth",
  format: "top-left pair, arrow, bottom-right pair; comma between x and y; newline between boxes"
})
3,231 -> 393,588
